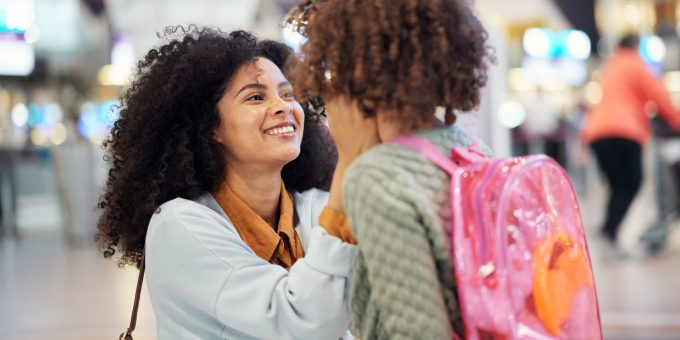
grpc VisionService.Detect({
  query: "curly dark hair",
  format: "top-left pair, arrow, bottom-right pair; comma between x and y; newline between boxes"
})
96,26 -> 337,268
287,0 -> 491,129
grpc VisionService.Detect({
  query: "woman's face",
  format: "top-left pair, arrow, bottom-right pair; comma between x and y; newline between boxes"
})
215,57 -> 304,170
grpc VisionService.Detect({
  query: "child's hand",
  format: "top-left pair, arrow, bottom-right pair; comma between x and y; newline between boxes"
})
325,96 -> 381,165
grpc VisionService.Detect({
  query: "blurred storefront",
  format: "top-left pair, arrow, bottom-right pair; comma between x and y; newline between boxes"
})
0,0 -> 292,241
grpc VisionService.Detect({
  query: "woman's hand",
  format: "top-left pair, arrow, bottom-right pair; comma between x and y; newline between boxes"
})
325,96 -> 380,212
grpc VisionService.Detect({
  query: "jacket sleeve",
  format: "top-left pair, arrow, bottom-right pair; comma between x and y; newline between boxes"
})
145,198 -> 356,340
636,59 -> 680,131
343,163 -> 452,340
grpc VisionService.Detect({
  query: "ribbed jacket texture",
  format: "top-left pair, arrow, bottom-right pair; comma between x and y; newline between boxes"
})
344,125 -> 487,340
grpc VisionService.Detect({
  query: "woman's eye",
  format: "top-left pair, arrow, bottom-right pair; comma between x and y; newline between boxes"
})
282,92 -> 295,100
246,94 -> 264,101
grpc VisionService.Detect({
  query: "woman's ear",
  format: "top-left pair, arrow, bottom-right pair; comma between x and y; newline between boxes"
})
213,128 -> 224,145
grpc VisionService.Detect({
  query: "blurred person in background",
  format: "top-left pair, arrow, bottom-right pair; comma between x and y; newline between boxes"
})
96,26 -> 359,339
581,33 -> 680,253
517,87 -> 567,166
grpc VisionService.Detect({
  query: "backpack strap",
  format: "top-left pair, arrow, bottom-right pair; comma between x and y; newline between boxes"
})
390,135 -> 486,175
390,135 -> 457,175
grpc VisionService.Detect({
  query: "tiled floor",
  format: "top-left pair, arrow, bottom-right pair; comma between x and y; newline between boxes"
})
590,234 -> 680,339
0,234 -> 156,340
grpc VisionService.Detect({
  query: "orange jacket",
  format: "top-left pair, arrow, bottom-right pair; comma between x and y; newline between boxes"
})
582,49 -> 680,145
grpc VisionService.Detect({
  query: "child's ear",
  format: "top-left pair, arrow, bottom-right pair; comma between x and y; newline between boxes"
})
376,110 -> 399,142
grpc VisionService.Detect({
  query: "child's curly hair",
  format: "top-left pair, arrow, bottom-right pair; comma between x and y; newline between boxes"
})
96,26 -> 337,268
287,0 -> 491,130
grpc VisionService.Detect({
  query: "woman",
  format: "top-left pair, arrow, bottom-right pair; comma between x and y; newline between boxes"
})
96,26 -> 358,339
288,0 -> 490,338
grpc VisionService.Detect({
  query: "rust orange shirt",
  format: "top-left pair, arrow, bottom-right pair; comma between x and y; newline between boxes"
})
582,49 -> 680,145
214,182 -> 304,269
318,207 -> 357,244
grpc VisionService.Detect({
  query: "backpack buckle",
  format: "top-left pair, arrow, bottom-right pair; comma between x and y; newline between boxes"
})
451,145 -> 485,165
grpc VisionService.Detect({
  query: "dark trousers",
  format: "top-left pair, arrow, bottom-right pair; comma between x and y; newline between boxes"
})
590,138 -> 643,241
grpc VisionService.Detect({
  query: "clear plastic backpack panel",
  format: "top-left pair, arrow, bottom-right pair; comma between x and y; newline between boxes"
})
500,157 -> 601,339
387,136 -> 601,340
455,162 -> 518,335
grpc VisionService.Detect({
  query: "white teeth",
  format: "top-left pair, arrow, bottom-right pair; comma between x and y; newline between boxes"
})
265,125 -> 295,136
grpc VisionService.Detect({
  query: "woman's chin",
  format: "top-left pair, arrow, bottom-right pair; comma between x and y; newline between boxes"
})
275,148 -> 301,165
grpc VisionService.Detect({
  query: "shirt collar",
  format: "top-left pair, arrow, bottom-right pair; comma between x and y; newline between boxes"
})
214,181 -> 297,263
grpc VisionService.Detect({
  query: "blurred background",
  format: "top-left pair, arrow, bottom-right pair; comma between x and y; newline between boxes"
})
0,0 -> 679,339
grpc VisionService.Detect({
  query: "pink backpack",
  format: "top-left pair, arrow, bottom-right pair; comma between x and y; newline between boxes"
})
392,135 -> 602,340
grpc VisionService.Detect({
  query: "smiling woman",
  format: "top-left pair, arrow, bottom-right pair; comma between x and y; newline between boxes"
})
96,26 -> 357,339
215,58 -> 305,176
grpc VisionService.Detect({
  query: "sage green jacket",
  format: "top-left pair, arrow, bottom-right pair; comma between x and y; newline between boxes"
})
345,125 -> 486,340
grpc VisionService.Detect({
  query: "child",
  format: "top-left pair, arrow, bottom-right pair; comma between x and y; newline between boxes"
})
289,0 -> 491,338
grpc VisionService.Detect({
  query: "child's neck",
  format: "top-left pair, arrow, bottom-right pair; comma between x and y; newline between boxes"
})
376,112 -> 443,142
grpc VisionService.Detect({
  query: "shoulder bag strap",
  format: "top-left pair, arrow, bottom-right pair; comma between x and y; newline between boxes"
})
119,251 -> 145,340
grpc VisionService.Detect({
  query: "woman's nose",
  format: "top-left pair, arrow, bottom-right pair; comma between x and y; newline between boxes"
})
273,98 -> 293,115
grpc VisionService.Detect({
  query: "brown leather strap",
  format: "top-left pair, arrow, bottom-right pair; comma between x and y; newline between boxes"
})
120,252 -> 145,340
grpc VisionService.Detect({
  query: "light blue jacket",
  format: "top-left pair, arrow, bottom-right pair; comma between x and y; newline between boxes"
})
145,188 -> 356,339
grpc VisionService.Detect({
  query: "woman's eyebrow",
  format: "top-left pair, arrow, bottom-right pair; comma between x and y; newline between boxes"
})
235,83 -> 267,97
